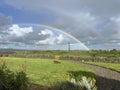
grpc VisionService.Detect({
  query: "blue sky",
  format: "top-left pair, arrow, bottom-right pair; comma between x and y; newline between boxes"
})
0,1 -> 57,24
0,0 -> 120,50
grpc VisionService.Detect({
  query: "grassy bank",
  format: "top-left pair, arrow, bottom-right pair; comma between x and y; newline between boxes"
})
87,62 -> 120,72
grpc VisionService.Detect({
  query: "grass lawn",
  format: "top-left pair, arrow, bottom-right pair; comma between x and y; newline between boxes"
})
0,57 -> 93,86
87,62 -> 120,72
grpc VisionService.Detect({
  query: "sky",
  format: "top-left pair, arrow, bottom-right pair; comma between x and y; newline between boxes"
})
0,0 -> 120,50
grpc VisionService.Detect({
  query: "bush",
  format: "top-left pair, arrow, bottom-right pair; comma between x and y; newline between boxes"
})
0,60 -> 28,90
69,71 -> 97,90
56,76 -> 97,90
68,71 -> 97,90
56,71 -> 97,90
70,77 -> 97,90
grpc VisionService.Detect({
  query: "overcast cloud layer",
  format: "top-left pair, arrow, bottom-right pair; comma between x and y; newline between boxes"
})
0,0 -> 120,49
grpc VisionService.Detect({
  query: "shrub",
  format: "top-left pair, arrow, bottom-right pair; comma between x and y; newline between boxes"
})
56,76 -> 97,90
14,71 -> 28,90
0,60 -> 28,90
56,71 -> 97,90
70,77 -> 97,90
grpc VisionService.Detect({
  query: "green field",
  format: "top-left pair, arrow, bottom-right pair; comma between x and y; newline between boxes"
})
87,62 -> 120,72
0,57 -> 93,86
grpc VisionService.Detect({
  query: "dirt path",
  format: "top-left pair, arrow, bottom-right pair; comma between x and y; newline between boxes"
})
78,62 -> 120,90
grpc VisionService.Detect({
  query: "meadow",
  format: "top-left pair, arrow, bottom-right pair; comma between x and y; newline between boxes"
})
0,50 -> 120,90
0,57 -> 93,86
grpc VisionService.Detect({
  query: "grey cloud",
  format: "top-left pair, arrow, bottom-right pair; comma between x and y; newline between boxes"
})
0,24 -> 72,48
0,13 -> 12,45
0,13 -> 12,26
5,0 -> 120,22
4,0 -> 120,49
6,26 -> 50,45
4,0 -> 120,26
50,15 -> 106,48
51,13 -> 120,49
5,0 -> 120,17
66,0 -> 120,17
0,13 -> 12,33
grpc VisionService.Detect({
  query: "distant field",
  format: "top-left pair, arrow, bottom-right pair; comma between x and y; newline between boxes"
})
9,50 -> 120,58
0,57 -> 93,86
87,62 -> 120,72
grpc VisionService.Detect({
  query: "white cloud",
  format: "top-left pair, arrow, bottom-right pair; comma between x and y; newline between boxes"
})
37,29 -> 67,45
0,24 -> 71,47
0,24 -> 96,50
38,29 -> 53,36
36,37 -> 55,45
36,34 -> 67,45
8,24 -> 33,37
37,29 -> 55,44
57,34 -> 66,44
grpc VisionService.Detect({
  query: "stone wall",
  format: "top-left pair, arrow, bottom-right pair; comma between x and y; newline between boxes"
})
60,56 -> 120,63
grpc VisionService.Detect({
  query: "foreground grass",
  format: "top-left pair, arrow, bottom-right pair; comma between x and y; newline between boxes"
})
87,62 -> 120,72
0,57 -> 93,86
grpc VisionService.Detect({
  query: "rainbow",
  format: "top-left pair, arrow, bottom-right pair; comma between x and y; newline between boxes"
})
40,24 -> 90,50
14,23 -> 90,50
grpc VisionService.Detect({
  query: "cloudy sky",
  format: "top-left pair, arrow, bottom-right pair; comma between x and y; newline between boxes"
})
0,0 -> 120,50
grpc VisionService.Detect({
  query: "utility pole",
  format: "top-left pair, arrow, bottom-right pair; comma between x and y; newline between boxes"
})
68,41 -> 70,52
